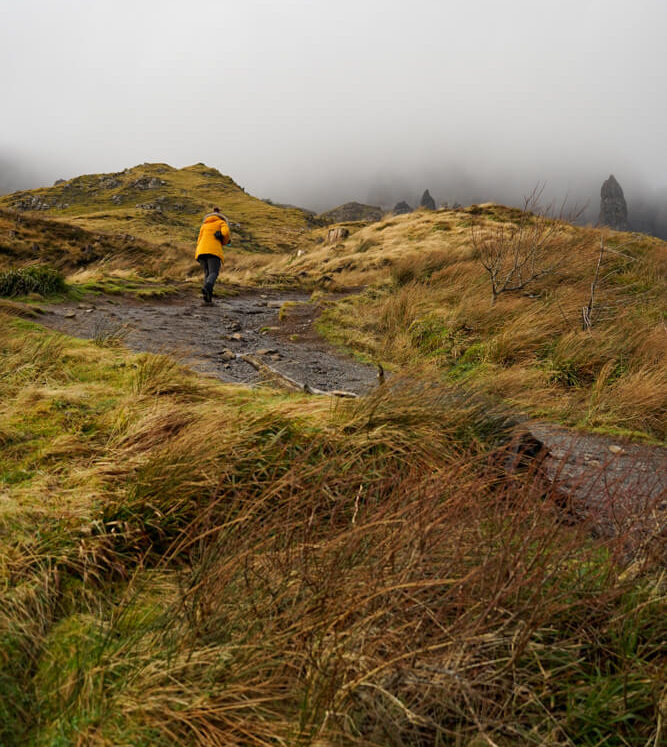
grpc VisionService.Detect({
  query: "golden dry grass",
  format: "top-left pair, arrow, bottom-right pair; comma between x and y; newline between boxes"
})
0,313 -> 664,745
310,206 -> 667,439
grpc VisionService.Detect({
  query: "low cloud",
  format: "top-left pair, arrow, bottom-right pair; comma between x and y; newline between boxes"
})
1,1 -> 665,236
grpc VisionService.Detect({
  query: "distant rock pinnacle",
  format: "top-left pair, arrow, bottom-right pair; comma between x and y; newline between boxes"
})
420,189 -> 435,210
599,175 -> 629,231
393,201 -> 412,215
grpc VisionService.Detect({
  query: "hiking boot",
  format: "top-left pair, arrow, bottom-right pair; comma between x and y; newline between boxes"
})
202,287 -> 212,304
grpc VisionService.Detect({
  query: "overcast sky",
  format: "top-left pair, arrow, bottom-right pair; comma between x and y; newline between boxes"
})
1,0 -> 666,214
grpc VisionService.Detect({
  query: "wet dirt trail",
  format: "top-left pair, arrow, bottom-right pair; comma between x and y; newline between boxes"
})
41,290 -> 379,394
39,290 -> 665,548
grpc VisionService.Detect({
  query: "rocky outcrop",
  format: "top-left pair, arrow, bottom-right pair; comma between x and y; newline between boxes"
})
132,176 -> 167,190
14,195 -> 50,211
420,189 -> 435,210
393,201 -> 412,215
135,195 -> 190,212
326,227 -> 350,244
99,176 -> 122,189
599,175 -> 629,231
318,202 -> 384,223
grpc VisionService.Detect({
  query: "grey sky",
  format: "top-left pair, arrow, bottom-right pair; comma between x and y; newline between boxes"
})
1,0 -> 666,217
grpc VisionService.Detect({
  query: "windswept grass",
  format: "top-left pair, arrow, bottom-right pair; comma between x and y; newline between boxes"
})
0,314 -> 663,745
314,212 -> 667,440
0,265 -> 66,297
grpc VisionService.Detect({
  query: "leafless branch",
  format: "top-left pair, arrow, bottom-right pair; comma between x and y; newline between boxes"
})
471,187 -> 586,306
582,236 -> 605,331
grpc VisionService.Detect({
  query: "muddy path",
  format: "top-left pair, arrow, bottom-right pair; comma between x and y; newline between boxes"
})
527,422 -> 665,549
39,290 -> 665,548
40,290 -> 379,394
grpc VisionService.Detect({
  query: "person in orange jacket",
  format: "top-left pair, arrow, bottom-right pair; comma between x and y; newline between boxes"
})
195,207 -> 231,303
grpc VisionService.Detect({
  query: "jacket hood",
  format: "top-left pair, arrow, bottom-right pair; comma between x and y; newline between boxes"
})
203,212 -> 228,223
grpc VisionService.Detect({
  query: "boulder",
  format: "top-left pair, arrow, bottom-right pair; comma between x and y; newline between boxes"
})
420,189 -> 436,210
326,227 -> 349,244
598,174 -> 629,231
99,176 -> 122,189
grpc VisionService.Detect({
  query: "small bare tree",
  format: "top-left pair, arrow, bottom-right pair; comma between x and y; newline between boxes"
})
582,236 -> 605,331
471,186 -> 585,305
582,235 -> 637,331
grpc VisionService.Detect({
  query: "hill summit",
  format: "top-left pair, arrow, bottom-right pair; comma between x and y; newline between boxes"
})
0,162 -> 315,253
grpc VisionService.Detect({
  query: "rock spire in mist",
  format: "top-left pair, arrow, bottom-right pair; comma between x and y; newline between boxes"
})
599,175 -> 629,231
420,189 -> 435,210
393,201 -> 412,215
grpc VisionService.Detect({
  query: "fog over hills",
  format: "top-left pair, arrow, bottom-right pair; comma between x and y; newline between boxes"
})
1,1 -> 666,236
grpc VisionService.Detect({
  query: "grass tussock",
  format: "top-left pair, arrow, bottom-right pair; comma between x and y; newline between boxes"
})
0,317 -> 664,745
0,265 -> 66,297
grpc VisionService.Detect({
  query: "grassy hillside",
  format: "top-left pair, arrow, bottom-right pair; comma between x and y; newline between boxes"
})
0,312 -> 663,745
0,207 -> 181,274
273,205 -> 667,440
0,162 -> 316,254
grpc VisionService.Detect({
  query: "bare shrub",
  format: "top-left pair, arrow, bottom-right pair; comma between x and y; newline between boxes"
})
472,187 -> 586,305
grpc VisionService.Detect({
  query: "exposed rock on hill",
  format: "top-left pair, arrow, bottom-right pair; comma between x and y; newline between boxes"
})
132,176 -> 166,190
599,174 -> 629,231
393,201 -> 412,215
420,189 -> 435,210
319,202 -> 384,223
326,227 -> 349,244
14,194 -> 51,211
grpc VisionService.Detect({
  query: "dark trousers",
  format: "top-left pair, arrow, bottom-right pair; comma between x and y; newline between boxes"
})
197,254 -> 221,295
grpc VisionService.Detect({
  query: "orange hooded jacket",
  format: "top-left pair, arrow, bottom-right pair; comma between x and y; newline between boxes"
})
195,213 -> 231,261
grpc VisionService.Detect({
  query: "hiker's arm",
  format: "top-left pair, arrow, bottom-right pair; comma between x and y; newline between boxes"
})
220,222 -> 231,246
